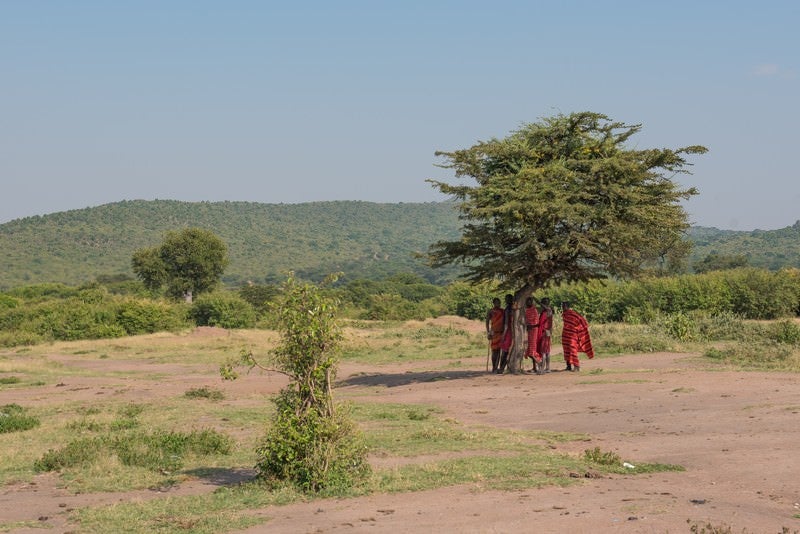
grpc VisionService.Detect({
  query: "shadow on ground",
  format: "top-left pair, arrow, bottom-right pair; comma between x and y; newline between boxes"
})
184,467 -> 258,486
337,369 -> 487,388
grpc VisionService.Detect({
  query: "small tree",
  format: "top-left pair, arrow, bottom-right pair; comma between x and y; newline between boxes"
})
428,111 -> 707,372
222,274 -> 369,492
132,228 -> 229,302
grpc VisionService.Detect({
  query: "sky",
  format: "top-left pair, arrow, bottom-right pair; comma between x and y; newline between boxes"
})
1,1 -> 798,230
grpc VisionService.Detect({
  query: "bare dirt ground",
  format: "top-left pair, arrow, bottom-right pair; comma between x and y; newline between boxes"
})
2,323 -> 799,533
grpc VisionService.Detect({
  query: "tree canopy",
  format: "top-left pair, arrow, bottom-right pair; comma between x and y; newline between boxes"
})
428,111 -> 707,294
132,227 -> 229,301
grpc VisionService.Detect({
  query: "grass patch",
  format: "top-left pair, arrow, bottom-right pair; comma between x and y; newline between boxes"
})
184,386 -> 225,401
0,376 -> 21,385
35,428 -> 232,474
0,404 -> 40,433
341,323 -> 484,364
704,341 -> 800,371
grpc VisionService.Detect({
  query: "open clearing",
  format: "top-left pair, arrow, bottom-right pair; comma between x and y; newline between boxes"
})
1,320 -> 799,533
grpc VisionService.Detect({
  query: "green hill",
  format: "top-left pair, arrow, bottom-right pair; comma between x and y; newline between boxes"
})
0,200 -> 463,289
1,200 -> 798,290
688,222 -> 800,271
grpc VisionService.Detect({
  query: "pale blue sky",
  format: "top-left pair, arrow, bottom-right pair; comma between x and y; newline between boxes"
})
2,1 -> 798,229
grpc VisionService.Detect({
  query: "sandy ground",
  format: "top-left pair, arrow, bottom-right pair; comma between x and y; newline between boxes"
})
2,325 -> 799,533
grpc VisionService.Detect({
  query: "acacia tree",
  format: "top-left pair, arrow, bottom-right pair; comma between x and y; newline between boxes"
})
132,227 -> 229,302
428,112 -> 707,373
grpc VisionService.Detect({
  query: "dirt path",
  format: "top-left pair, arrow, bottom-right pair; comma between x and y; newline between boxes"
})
2,349 -> 799,533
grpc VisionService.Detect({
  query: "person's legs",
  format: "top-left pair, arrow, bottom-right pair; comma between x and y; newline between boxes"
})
491,349 -> 500,373
498,351 -> 509,373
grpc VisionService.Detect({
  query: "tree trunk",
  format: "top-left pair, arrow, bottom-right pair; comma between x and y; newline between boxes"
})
506,286 -> 534,374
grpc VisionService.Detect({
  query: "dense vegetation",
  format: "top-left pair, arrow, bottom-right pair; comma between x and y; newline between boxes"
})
2,200 -> 799,290
0,200 -> 463,289
2,267 -> 798,348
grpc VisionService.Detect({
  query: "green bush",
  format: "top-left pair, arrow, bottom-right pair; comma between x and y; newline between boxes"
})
25,299 -> 127,341
360,293 -> 426,321
256,390 -> 370,493
548,268 -> 799,322
230,274 -> 371,493
0,329 -> 44,348
440,281 -> 497,320
189,292 -> 256,329
115,299 -> 187,335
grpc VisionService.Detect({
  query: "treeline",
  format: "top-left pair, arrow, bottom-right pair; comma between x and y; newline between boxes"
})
2,200 -> 799,290
546,268 -> 800,322
0,200 -> 464,289
1,268 -> 798,348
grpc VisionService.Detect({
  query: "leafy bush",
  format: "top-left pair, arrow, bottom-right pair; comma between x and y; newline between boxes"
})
549,268 -> 799,322
439,281 -> 498,320
238,283 -> 279,315
189,292 -> 256,328
360,293 -> 426,321
226,274 -> 370,493
115,298 -> 187,335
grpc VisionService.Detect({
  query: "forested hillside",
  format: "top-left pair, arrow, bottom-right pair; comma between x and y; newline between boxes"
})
1,200 -> 798,290
688,222 -> 800,270
0,200 -> 463,289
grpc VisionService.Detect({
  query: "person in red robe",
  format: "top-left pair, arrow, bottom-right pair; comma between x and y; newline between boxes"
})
497,294 -> 514,373
524,296 -> 541,373
485,298 -> 505,373
560,301 -> 594,372
536,298 -> 553,373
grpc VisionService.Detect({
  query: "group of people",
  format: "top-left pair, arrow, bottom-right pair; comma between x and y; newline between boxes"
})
485,294 -> 593,374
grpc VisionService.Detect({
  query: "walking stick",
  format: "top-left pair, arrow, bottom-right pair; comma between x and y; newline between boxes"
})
486,339 -> 491,372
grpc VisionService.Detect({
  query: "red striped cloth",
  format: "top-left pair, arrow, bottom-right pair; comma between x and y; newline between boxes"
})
524,305 -> 541,362
561,309 -> 594,367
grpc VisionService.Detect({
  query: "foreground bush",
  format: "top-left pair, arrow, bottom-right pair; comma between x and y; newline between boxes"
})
224,274 -> 370,492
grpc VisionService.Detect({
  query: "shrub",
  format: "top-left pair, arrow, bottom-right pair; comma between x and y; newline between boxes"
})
440,281 -> 497,321
225,274 -> 370,493
189,292 -> 256,329
115,299 -> 187,335
360,293 -> 425,321
256,390 -> 370,493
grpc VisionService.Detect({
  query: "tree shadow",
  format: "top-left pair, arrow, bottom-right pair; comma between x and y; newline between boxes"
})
183,467 -> 258,486
337,369 -> 487,388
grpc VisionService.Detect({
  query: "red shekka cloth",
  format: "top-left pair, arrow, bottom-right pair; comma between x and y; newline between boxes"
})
487,307 -> 504,350
561,309 -> 594,367
524,305 -> 541,363
537,307 -> 553,356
